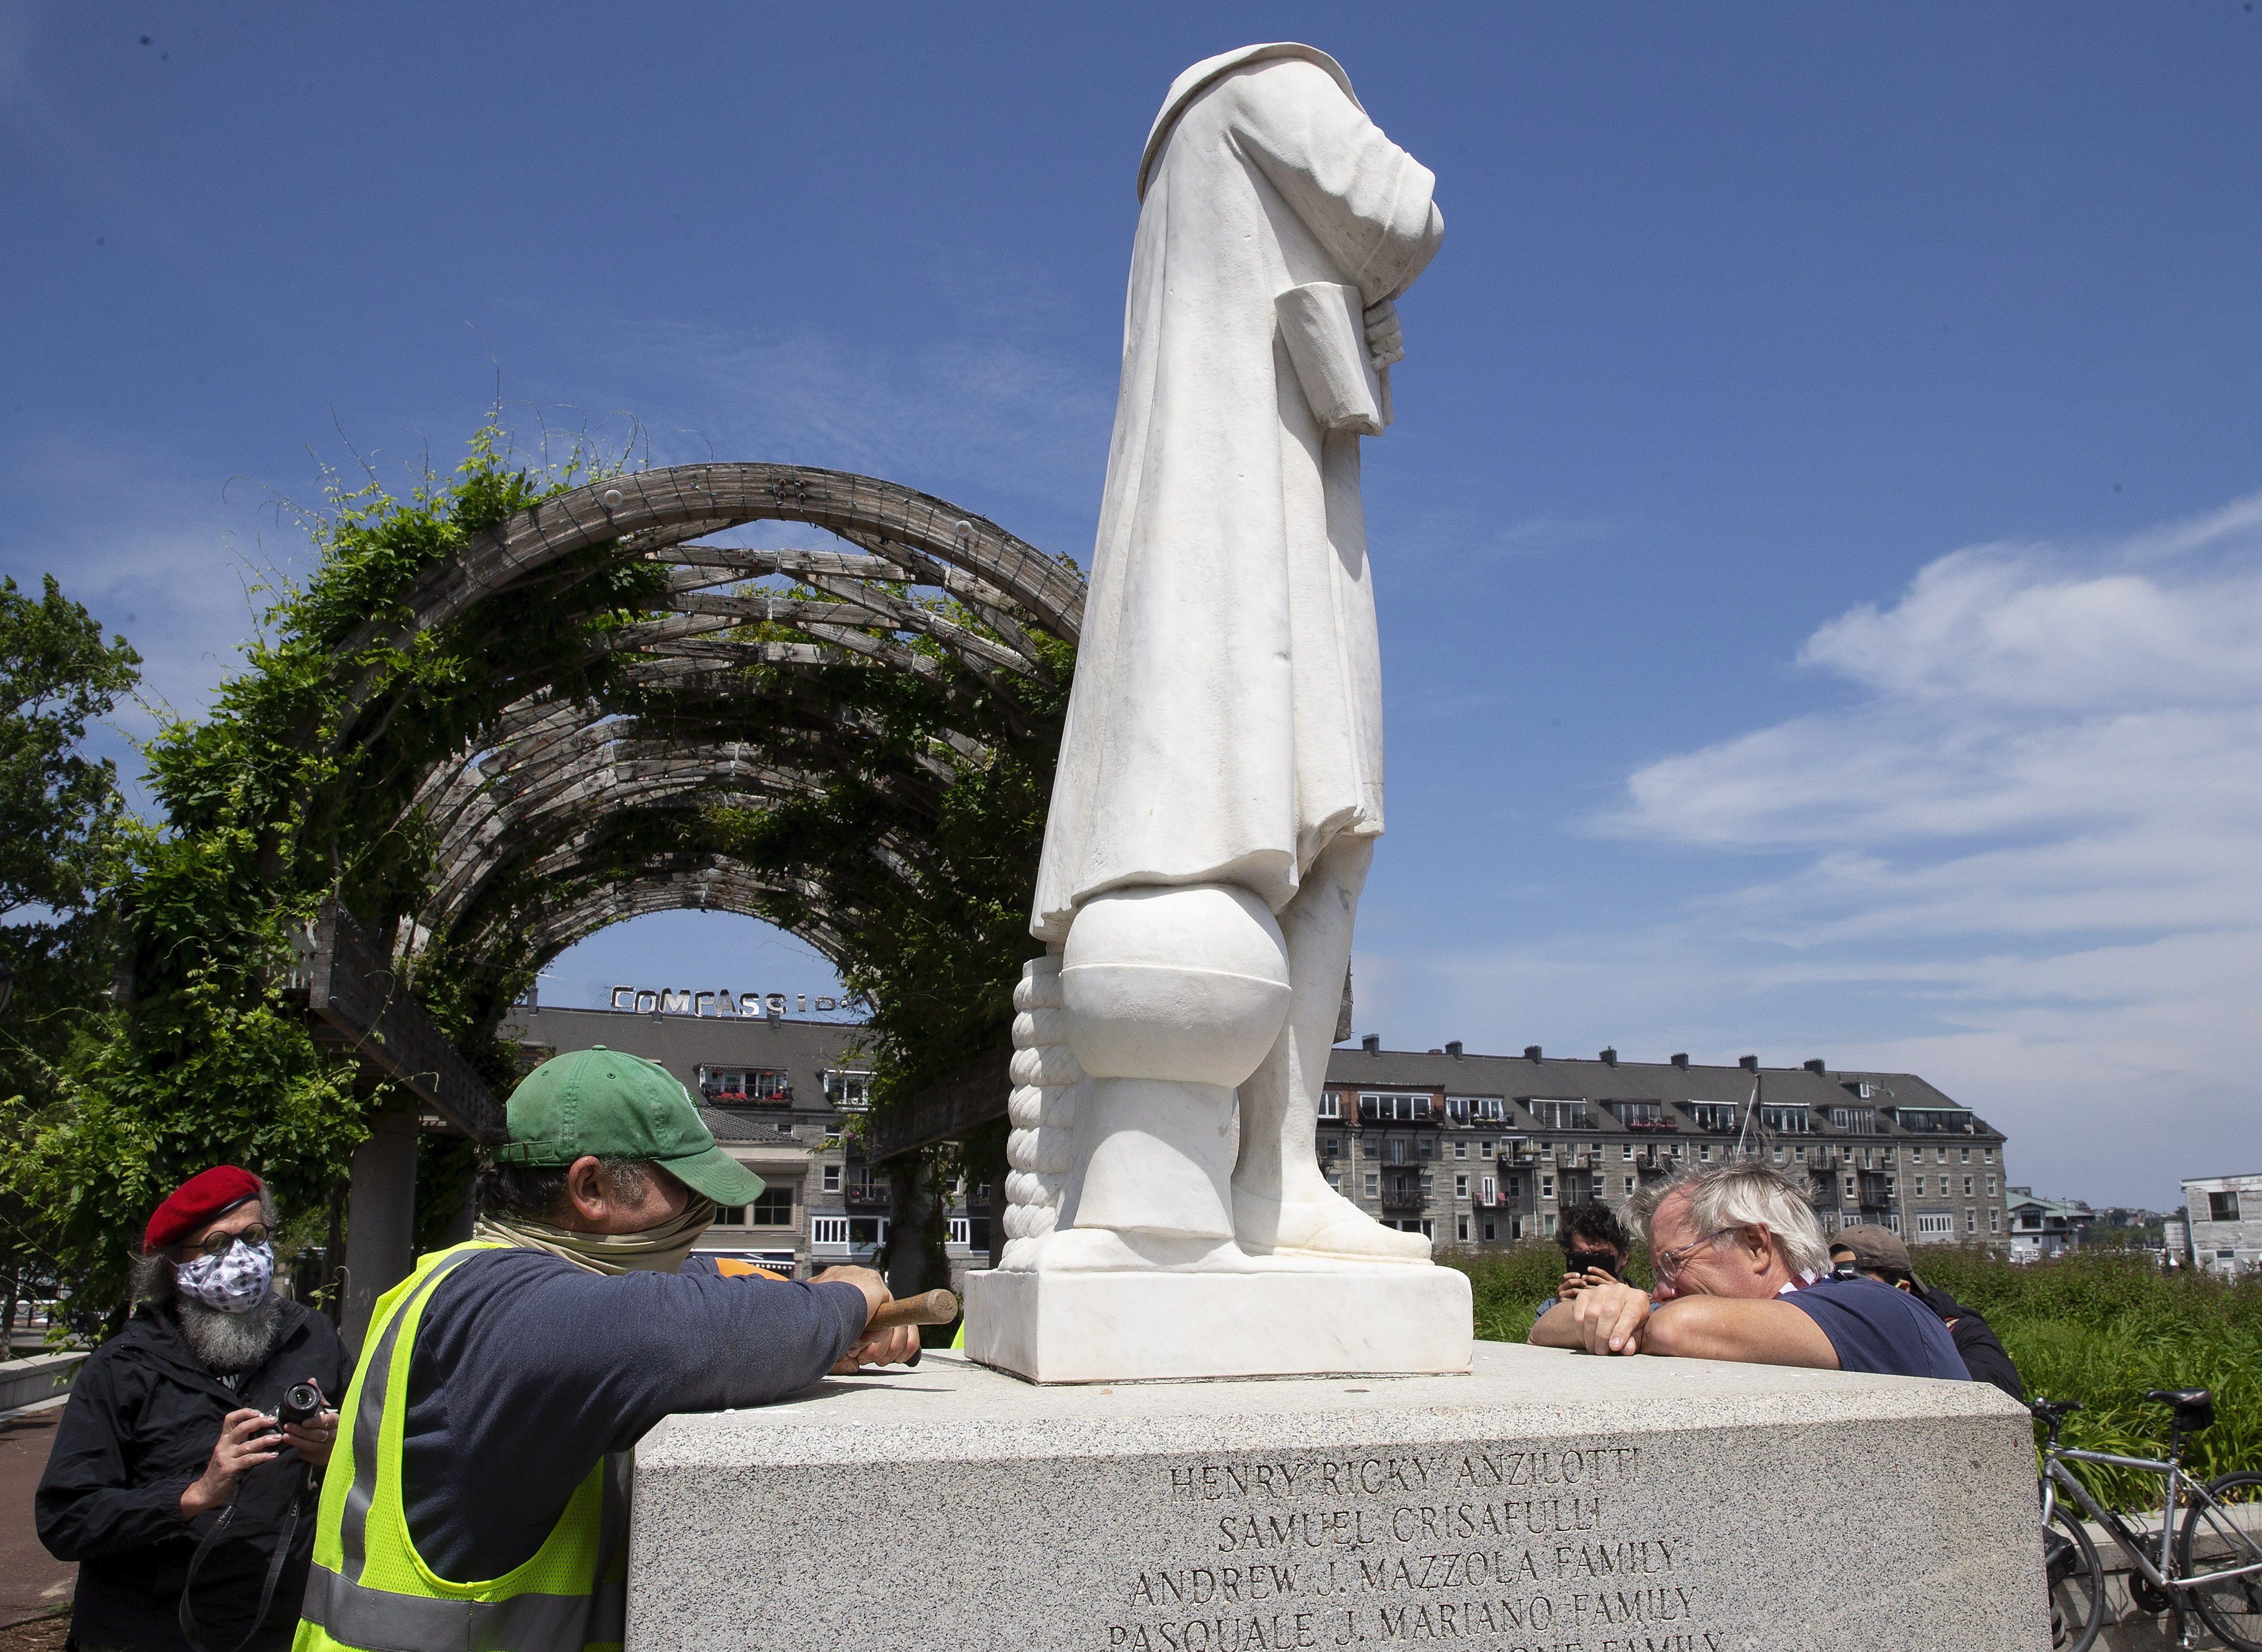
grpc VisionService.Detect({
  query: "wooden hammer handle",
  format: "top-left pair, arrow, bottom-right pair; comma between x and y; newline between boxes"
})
866,1288 -> 959,1330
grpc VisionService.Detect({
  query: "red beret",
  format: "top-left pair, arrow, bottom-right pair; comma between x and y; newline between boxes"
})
144,1166 -> 264,1255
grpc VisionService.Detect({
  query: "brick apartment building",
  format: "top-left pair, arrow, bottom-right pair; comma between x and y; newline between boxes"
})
1320,1041 -> 2013,1248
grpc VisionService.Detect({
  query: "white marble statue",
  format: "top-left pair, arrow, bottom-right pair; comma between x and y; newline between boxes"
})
1008,44 -> 1444,1281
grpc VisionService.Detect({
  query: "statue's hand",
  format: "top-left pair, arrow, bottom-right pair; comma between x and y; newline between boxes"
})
1363,299 -> 1405,372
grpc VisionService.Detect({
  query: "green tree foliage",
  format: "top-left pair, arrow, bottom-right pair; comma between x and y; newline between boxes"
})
0,575 -> 142,1336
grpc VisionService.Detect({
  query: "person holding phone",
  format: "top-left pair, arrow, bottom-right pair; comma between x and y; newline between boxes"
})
1528,1203 -> 1634,1341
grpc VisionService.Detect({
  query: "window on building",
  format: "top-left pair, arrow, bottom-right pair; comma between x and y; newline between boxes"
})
1318,1092 -> 1340,1119
1916,1213 -> 1954,1236
1963,1177 -> 1974,1197
823,1164 -> 842,1192
1844,1177 -> 1857,1198
1986,1175 -> 1996,1195
750,1186 -> 793,1226
1454,1141 -> 1468,1159
1325,1171 -> 1342,1192
1322,1136 -> 1341,1157
847,1216 -> 887,1247
1447,1096 -> 1504,1123
1794,1145 -> 1807,1163
1885,1177 -> 1896,1197
1361,1092 -> 1432,1121
1961,1147 -> 1972,1164
1540,1175 -> 1555,1200
1543,1215 -> 1557,1237
712,1204 -> 745,1226
1698,1145 -> 1711,1162
1965,1209 -> 1977,1234
1386,1138 -> 1409,1166
2211,1192 -> 2242,1223
822,1129 -> 842,1148
1483,1220 -> 1498,1242
1528,1099 -> 1590,1131
1913,1176 -> 1925,1196
1417,1136 -> 1436,1159
1829,1107 -> 1877,1133
823,1070 -> 873,1110
1684,1102 -> 1737,1131
1479,1140 -> 1495,1159
1504,1176 -> 1519,1198
1457,1215 -> 1470,1241
1621,1143 -> 1636,1160
810,1216 -> 848,1247
947,1217 -> 971,1247
1364,1173 -> 1379,1197
1990,1209 -> 2000,1233
1613,1101 -> 1662,1127
1480,1175 -> 1498,1204
1772,1146 -> 1785,1164
1984,1147 -> 1995,1163
1760,1106 -> 1811,1134
1623,1176 -> 1637,1195
1455,1175 -> 1469,1198
1936,1147 -> 1949,1163
1886,1212 -> 1902,1234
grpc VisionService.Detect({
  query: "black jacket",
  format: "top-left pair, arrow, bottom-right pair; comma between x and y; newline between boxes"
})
1912,1278 -> 2025,1401
36,1298 -> 350,1652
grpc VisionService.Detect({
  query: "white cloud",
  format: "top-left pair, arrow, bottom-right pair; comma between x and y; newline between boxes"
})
1365,492 -> 2262,1207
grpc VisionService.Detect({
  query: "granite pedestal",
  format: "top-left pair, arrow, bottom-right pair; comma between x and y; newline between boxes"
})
629,1341 -> 2047,1652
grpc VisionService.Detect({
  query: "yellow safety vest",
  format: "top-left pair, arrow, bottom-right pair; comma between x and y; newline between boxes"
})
293,1243 -> 627,1652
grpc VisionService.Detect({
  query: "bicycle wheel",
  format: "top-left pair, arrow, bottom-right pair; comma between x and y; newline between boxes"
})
2046,1499 -> 2104,1652
2181,1470 -> 2262,1652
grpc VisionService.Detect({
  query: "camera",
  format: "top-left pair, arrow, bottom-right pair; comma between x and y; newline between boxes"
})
273,1380 -> 325,1430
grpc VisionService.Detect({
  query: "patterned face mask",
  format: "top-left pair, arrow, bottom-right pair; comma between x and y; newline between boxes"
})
176,1238 -> 275,1314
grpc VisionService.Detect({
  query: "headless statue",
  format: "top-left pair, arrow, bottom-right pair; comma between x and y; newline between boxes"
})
1014,44 -> 1444,1276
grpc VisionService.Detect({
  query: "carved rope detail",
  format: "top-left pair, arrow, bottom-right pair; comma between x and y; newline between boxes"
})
1002,949 -> 1080,1253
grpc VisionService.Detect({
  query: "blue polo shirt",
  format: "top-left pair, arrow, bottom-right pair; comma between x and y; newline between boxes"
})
1782,1273 -> 1967,1380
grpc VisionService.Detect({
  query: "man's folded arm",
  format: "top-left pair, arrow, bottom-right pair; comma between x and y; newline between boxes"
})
1642,1297 -> 1839,1367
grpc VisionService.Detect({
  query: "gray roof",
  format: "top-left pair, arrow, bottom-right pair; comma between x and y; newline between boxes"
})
1321,1046 -> 2000,1141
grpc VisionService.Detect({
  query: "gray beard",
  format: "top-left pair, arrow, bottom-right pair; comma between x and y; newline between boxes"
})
172,1292 -> 287,1376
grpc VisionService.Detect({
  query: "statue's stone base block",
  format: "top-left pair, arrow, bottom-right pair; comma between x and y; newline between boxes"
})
962,1265 -> 1474,1383
629,1342 -> 2045,1652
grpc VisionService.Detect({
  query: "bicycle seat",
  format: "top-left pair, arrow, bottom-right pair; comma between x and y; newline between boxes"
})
2144,1388 -> 2215,1431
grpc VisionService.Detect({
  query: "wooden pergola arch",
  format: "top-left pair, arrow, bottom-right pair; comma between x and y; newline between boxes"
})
307,463 -> 1082,1138
396,463 -> 1080,955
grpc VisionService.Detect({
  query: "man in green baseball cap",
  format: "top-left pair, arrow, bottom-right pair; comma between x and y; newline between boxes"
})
294,1047 -> 914,1652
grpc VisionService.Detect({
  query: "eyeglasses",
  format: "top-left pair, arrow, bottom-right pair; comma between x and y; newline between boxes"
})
1650,1227 -> 1736,1283
183,1224 -> 268,1259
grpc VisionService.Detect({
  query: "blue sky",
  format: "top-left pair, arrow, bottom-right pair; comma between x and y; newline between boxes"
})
4,3 -> 2257,1207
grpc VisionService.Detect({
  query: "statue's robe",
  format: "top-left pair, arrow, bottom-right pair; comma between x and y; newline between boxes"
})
1032,44 -> 1443,944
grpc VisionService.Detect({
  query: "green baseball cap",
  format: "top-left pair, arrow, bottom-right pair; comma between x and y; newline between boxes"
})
494,1046 -> 765,1206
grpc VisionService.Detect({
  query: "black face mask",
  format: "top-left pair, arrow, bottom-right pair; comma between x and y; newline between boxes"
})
1565,1250 -> 1619,1277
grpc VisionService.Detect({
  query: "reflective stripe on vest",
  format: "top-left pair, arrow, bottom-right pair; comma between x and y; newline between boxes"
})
296,1244 -> 629,1652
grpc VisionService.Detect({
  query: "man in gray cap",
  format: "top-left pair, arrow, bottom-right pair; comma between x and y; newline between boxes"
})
1830,1225 -> 2024,1399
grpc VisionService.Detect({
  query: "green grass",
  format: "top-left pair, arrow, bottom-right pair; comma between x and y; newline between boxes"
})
1439,1243 -> 2262,1509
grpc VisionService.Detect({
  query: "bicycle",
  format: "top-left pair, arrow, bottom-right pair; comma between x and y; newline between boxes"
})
2034,1387 -> 2262,1651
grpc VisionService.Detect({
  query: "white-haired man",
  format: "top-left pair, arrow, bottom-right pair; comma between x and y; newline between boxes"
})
1532,1161 -> 1966,1378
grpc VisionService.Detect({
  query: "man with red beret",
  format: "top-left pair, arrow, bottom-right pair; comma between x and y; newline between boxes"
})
38,1167 -> 350,1652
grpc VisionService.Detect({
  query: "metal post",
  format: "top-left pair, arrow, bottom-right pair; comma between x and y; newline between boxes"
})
341,1108 -> 419,1352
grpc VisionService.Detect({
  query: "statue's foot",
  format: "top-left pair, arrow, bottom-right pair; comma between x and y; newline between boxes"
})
1231,1182 -> 1433,1265
1026,1226 -> 1261,1273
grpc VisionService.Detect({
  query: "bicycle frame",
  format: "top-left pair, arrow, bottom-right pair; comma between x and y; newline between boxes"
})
2043,1446 -> 2262,1594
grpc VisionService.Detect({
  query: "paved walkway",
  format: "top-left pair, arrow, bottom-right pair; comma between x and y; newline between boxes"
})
0,1406 -> 74,1628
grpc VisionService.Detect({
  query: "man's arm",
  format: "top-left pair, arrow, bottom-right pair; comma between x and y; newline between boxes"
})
1641,1297 -> 1840,1368
35,1359 -> 198,1560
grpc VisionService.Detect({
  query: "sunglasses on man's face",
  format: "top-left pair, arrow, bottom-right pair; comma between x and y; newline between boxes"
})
183,1224 -> 268,1259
